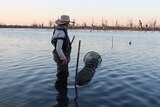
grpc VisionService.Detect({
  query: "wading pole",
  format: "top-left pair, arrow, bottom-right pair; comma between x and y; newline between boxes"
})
75,40 -> 81,85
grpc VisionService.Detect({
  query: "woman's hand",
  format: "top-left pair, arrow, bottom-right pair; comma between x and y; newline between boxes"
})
61,58 -> 67,65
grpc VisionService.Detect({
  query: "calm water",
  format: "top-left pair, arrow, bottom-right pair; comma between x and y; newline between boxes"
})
0,28 -> 160,107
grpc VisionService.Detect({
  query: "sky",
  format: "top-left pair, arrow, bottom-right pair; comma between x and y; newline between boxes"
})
0,0 -> 160,26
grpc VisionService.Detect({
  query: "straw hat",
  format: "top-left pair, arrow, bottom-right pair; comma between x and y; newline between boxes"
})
55,15 -> 70,25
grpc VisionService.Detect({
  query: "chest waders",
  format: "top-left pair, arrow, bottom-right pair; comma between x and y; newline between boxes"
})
52,27 -> 71,87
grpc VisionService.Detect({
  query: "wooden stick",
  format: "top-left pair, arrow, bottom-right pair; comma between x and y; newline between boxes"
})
74,40 -> 81,107
71,36 -> 75,45
75,40 -> 81,85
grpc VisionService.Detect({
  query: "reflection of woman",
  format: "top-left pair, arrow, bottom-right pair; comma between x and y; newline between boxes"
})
54,82 -> 69,107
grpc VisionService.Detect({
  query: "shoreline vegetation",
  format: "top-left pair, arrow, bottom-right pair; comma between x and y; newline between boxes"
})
0,20 -> 160,31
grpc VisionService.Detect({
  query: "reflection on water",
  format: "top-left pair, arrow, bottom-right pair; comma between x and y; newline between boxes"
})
0,28 -> 160,107
74,84 -> 79,107
54,81 -> 69,107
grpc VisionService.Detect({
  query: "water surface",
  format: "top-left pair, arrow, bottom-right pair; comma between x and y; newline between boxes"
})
0,28 -> 160,107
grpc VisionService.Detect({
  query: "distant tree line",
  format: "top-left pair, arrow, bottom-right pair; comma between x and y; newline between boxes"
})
0,19 -> 160,31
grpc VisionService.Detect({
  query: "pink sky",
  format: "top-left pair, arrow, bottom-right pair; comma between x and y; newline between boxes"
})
0,0 -> 160,26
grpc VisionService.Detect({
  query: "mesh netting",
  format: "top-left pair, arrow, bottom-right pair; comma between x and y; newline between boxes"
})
76,51 -> 102,86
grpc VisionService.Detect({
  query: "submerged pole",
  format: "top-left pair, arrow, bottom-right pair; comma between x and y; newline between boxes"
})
111,36 -> 113,49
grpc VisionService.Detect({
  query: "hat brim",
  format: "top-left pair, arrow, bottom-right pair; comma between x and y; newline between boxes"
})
55,20 -> 70,25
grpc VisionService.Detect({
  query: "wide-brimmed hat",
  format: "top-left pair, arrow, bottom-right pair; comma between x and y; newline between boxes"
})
55,15 -> 70,25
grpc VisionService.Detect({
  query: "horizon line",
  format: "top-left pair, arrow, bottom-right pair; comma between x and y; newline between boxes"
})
1,18 -> 160,27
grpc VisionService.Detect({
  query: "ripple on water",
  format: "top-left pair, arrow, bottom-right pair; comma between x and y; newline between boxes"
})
1,29 -> 160,107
